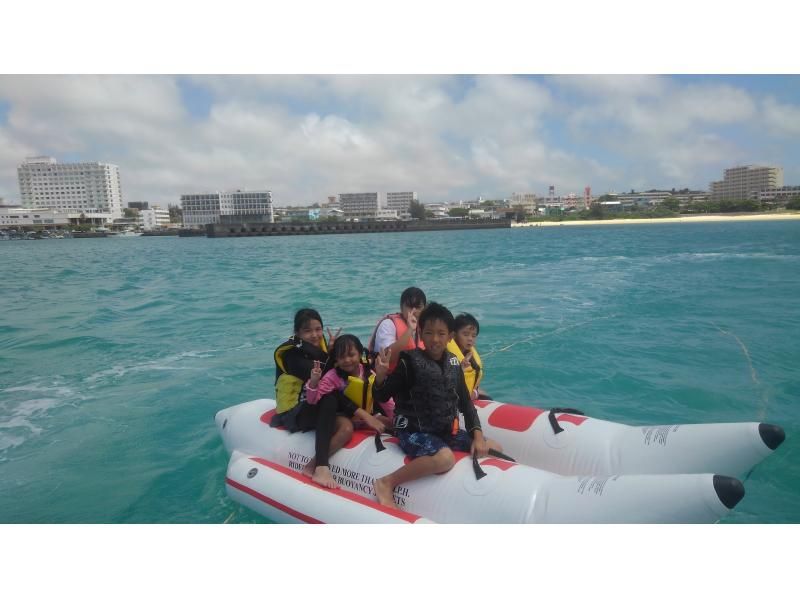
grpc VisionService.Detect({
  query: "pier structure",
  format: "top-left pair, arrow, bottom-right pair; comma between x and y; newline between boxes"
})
203,218 -> 510,237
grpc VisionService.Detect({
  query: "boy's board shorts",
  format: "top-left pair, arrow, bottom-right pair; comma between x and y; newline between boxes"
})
397,429 -> 472,458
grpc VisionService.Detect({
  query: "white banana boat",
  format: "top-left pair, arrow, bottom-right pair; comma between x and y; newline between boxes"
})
465,399 -> 785,477
216,398 -> 749,524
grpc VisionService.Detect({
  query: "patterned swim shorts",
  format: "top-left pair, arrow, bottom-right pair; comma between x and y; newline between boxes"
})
397,429 -> 472,458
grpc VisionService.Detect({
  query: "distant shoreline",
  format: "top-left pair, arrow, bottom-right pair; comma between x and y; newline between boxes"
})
512,212 -> 800,227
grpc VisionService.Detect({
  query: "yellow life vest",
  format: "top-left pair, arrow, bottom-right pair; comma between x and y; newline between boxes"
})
342,372 -> 376,413
446,339 -> 483,393
273,336 -> 328,414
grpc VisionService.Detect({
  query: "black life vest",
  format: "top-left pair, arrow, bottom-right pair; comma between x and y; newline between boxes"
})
394,349 -> 461,436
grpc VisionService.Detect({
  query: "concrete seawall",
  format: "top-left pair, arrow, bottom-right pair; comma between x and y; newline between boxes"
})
205,219 -> 511,237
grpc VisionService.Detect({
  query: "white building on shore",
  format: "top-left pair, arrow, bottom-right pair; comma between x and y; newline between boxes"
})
339,192 -> 381,219
181,190 -> 273,226
139,206 -> 171,230
0,206 -> 110,228
17,156 -> 124,221
710,165 -> 783,201
386,191 -> 417,219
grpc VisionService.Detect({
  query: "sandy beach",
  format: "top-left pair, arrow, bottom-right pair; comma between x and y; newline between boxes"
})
512,212 -> 800,227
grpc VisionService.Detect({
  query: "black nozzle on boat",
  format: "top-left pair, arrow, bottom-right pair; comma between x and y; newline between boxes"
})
758,423 -> 785,450
713,475 -> 745,509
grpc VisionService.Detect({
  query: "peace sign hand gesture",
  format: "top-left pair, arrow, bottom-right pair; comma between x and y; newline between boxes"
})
374,347 -> 392,378
309,360 -> 323,387
326,327 -> 342,348
460,351 -> 473,372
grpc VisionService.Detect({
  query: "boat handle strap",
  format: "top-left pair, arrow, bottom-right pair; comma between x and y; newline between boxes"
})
548,407 -> 586,435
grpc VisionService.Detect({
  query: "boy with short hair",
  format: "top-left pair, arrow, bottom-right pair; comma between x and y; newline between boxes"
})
371,302 -> 502,508
447,312 -> 491,401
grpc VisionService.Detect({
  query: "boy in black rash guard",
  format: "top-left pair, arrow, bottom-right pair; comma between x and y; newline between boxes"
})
371,302 -> 503,508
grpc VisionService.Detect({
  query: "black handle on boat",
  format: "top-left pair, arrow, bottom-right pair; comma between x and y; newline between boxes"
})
487,448 -> 516,462
547,407 -> 585,435
472,454 -> 487,480
374,431 -> 386,452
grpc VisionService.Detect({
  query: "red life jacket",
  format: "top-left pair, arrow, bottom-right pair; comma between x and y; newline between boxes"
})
368,313 -> 425,373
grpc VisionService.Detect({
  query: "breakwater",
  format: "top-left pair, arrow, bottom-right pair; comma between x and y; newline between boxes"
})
205,218 -> 510,237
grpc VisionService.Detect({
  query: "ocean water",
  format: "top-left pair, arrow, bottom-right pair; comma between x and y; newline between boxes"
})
1,221 -> 798,523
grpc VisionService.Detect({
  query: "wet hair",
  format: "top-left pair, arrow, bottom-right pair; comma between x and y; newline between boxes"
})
400,287 -> 427,309
330,334 -> 371,411
418,302 -> 455,332
293,308 -> 323,333
454,313 -> 480,335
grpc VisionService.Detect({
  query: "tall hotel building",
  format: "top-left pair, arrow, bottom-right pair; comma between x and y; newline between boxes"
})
710,165 -> 783,201
17,156 -> 124,220
181,190 -> 273,226
386,191 -> 417,219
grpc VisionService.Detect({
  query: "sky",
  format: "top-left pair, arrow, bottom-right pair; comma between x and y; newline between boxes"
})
1,74 -> 798,208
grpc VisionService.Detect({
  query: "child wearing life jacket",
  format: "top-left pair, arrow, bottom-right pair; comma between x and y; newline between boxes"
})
447,313 -> 492,401
368,286 -> 426,373
305,334 -> 393,428
271,308 -> 354,489
371,302 -> 503,508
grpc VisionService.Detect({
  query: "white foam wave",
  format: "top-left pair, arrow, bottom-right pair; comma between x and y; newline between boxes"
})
84,346 -> 253,385
0,434 -> 26,452
2,383 -> 76,397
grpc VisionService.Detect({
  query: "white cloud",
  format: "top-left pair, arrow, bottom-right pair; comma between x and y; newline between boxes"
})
762,97 -> 800,136
0,75 -> 797,207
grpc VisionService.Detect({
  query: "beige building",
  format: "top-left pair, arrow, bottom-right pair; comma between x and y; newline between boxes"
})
17,156 -> 124,221
386,191 -> 417,219
339,192 -> 381,219
710,165 -> 783,201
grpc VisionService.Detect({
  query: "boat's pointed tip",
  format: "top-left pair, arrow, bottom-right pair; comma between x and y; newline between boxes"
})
713,474 -> 745,509
758,423 -> 785,450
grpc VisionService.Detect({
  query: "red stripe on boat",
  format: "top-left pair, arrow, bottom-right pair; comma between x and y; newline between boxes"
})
226,477 -> 323,524
557,413 -> 588,426
473,399 -> 494,408
260,409 -> 277,425
480,458 -> 516,471
248,457 -> 423,523
487,404 -> 545,432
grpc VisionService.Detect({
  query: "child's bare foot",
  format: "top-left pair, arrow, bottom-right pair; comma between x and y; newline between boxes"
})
311,465 -> 339,489
301,458 -> 316,479
373,476 -> 396,507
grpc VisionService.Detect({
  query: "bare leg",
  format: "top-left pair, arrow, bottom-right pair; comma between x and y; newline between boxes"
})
303,416 -> 354,489
328,416 -> 354,459
374,448 -> 456,507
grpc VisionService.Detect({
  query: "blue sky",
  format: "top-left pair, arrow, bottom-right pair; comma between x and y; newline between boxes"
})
0,74 -> 798,207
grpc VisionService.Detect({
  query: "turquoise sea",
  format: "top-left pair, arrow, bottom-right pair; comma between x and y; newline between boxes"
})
1,221 -> 798,523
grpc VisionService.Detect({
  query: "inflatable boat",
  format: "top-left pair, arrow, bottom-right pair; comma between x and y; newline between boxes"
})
216,399 -> 755,524
464,399 -> 785,477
